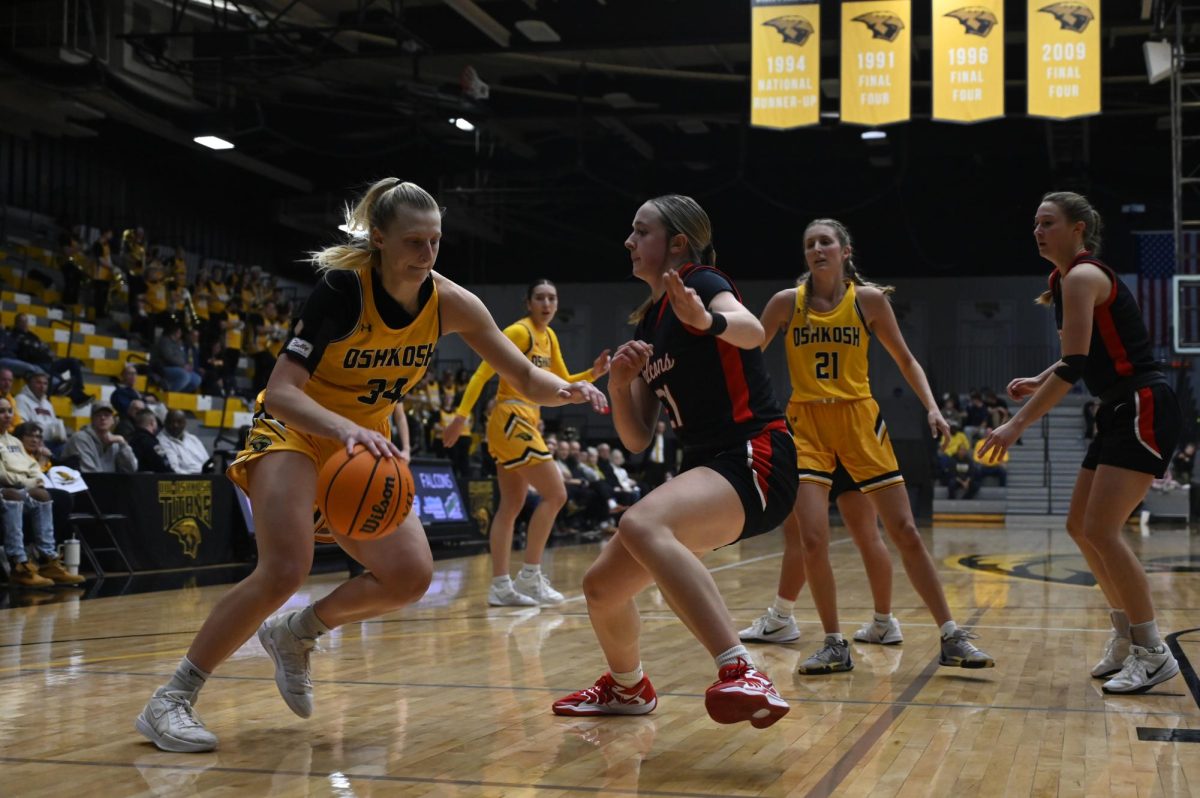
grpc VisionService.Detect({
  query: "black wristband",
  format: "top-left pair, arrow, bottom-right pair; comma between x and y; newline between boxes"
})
704,312 -> 728,336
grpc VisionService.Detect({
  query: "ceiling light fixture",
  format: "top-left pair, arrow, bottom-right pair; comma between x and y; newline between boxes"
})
193,135 -> 234,150
449,117 -> 476,132
861,130 -> 887,141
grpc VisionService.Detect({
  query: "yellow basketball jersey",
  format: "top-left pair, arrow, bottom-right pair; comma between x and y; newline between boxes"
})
494,318 -> 556,405
302,271 -> 439,428
787,281 -> 872,402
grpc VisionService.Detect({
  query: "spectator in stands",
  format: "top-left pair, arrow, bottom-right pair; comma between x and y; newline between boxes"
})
159,410 -> 209,475
129,408 -> 172,473
940,393 -> 965,429
60,229 -> 84,307
963,391 -> 989,438
90,228 -> 114,320
10,314 -> 90,405
946,447 -> 981,500
112,364 -> 144,417
982,388 -> 1011,428
607,448 -> 642,510
973,424 -> 1009,486
938,420 -> 971,479
1173,442 -> 1195,485
153,324 -> 202,393
63,401 -> 137,473
115,398 -> 145,440
16,373 -> 68,451
0,398 -> 82,586
14,422 -> 52,473
642,419 -> 675,487
0,327 -> 45,382
217,296 -> 245,392
0,369 -> 23,426
196,335 -> 227,397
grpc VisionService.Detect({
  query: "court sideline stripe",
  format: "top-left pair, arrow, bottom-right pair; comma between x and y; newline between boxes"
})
802,604 -> 992,798
0,755 -> 744,798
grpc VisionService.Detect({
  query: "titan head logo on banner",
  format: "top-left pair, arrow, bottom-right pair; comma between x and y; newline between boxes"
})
159,480 -> 213,560
840,0 -> 911,126
933,1 -> 1004,123
1027,1 -> 1100,119
751,0 -> 821,129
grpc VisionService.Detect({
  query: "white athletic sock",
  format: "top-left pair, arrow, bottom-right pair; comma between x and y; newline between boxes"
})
826,632 -> 845,644
1110,609 -> 1131,639
716,644 -> 754,669
492,575 -> 513,588
289,604 -> 332,640
165,656 -> 209,702
771,595 -> 796,617
940,620 -> 958,639
611,665 -> 644,688
1130,619 -> 1163,649
873,612 -> 893,626
518,564 -> 541,579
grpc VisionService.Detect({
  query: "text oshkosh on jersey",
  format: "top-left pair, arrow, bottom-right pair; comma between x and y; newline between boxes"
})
342,343 -> 435,370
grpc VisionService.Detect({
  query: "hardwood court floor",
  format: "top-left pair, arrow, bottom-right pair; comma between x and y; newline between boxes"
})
4,522 -> 1200,797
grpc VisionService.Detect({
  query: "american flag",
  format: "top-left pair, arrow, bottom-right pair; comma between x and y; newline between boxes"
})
1136,231 -> 1200,350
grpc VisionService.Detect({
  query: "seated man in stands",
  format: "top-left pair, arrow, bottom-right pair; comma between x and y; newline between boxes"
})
946,447 -> 981,500
129,408 -> 172,473
158,409 -> 208,475
62,401 -> 138,473
938,420 -> 971,480
16,372 -> 69,453
0,327 -> 45,381
0,398 -> 83,586
111,364 -> 146,417
973,423 -> 1009,486
10,313 -> 90,406
152,323 -> 201,393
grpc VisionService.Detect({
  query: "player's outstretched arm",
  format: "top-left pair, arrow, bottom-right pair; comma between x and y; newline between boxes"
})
442,280 -> 607,412
759,288 -> 796,351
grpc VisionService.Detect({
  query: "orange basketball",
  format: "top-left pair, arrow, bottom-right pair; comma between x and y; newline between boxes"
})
316,445 -> 415,541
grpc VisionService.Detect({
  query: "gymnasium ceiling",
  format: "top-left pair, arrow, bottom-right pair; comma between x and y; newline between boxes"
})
0,1 -> 1188,281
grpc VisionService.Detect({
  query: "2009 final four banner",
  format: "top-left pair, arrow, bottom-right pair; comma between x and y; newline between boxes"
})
1027,0 -> 1101,119
932,0 -> 1004,123
750,0 -> 821,129
840,0 -> 911,126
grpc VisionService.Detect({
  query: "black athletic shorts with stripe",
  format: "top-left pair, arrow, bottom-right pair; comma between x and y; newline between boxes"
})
681,419 -> 798,541
1082,382 -> 1181,478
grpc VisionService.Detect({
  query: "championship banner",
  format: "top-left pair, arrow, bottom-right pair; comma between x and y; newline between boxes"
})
1027,0 -> 1100,119
932,0 -> 1004,123
840,0 -> 911,126
750,0 -> 821,129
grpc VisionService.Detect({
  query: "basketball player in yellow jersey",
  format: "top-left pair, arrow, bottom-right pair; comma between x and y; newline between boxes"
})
135,178 -> 606,753
443,278 -> 611,606
755,218 -> 994,675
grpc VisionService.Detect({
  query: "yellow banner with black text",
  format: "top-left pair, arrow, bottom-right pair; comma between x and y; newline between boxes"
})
840,0 -> 911,126
750,0 -> 821,129
932,0 -> 1004,123
1027,0 -> 1100,118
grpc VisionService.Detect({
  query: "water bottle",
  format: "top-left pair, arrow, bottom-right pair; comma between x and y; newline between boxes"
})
58,537 -> 81,576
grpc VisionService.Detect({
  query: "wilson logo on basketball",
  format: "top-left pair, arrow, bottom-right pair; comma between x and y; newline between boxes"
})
359,475 -> 396,536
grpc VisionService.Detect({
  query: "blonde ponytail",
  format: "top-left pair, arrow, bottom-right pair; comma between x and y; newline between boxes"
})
310,178 -> 441,274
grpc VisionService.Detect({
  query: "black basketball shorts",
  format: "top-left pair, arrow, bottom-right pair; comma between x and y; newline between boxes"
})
681,420 -> 798,541
1082,382 -> 1181,478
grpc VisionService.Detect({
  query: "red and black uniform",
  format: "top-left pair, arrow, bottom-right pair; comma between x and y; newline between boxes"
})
1050,252 -> 1180,476
634,263 -> 797,537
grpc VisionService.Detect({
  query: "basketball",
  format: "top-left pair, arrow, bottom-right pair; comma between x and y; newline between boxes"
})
316,445 -> 415,541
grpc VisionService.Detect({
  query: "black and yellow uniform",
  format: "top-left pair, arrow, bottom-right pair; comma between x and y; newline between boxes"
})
455,317 -> 594,470
786,282 -> 903,493
227,267 -> 439,491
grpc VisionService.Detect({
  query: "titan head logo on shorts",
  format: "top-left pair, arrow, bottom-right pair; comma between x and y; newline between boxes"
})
248,435 -> 272,452
1038,2 -> 1094,33
762,15 -> 814,46
852,11 -> 905,42
945,6 -> 998,37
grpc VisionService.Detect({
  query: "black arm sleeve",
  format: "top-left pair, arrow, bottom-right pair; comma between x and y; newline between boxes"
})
280,270 -> 361,374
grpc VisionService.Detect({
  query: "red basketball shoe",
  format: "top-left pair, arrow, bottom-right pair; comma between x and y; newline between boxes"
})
552,673 -> 657,716
704,658 -> 789,728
